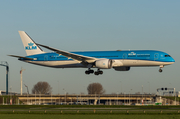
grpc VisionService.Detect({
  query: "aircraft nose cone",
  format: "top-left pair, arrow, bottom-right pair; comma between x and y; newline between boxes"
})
171,58 -> 175,62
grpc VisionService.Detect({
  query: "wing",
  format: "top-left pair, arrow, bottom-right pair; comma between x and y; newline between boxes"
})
37,43 -> 98,63
8,55 -> 34,60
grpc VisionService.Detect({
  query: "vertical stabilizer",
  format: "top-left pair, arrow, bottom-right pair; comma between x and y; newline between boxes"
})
19,31 -> 44,56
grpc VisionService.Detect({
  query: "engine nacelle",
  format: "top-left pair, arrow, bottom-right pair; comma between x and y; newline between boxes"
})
113,67 -> 130,71
95,59 -> 112,69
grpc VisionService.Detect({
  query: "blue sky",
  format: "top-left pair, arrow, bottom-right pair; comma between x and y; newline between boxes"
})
0,0 -> 179,94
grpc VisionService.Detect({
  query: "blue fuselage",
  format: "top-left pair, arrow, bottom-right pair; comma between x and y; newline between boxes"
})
26,50 -> 175,63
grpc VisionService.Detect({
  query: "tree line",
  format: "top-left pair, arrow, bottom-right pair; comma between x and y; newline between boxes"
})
32,81 -> 105,94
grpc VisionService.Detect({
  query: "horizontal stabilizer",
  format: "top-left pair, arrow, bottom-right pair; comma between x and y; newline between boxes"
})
8,55 -> 34,60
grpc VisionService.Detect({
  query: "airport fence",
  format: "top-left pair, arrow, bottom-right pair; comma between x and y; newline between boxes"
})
0,109 -> 180,114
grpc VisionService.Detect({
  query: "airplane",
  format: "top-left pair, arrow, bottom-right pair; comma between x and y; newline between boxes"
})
9,31 -> 175,75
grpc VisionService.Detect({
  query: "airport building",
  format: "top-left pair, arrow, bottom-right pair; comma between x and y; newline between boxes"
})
14,94 -> 154,105
0,93 -> 179,105
0,90 -> 17,95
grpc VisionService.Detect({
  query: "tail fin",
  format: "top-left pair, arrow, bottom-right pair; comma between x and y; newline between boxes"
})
19,31 -> 44,56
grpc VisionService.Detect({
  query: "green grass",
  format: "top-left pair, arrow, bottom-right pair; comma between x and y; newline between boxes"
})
0,105 -> 180,115
0,114 -> 180,119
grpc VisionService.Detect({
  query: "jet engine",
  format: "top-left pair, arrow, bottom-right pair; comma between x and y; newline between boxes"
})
113,67 -> 130,71
95,59 -> 112,69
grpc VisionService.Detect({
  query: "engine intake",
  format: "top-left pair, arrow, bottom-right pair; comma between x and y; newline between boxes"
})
95,59 -> 112,69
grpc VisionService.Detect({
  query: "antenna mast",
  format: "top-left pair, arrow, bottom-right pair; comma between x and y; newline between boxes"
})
20,68 -> 25,95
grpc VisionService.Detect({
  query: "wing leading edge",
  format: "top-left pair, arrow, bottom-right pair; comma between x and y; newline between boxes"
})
37,43 -> 98,63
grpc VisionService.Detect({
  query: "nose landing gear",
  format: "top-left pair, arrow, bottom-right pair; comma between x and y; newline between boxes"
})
159,65 -> 164,73
159,68 -> 163,73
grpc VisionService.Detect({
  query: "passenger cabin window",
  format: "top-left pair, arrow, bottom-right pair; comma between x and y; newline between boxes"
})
165,55 -> 171,57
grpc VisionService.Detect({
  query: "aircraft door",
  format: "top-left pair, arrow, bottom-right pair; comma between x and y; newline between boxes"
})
44,55 -> 48,61
154,53 -> 159,61
122,53 -> 127,59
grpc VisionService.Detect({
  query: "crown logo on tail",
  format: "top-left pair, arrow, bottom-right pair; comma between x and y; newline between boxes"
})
28,42 -> 34,46
25,42 -> 37,50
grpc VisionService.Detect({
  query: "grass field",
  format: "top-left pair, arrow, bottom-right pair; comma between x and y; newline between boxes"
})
0,114 -> 180,119
1,105 -> 180,119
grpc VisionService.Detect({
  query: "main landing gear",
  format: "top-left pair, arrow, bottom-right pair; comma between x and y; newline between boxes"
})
94,69 -> 103,75
85,68 -> 94,74
85,68 -> 103,75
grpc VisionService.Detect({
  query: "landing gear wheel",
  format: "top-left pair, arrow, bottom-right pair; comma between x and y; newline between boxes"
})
85,69 -> 94,75
94,72 -> 99,75
89,70 -> 94,73
159,69 -> 162,72
99,71 -> 103,75
85,70 -> 90,75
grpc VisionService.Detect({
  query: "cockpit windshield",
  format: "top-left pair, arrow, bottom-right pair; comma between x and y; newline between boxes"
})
165,55 -> 171,57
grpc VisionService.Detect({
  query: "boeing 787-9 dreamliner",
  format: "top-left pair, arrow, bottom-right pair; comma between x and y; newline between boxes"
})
9,31 -> 175,75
